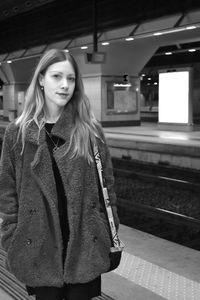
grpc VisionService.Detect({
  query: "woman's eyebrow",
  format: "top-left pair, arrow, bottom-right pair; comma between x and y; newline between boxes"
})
49,71 -> 75,76
49,70 -> 63,74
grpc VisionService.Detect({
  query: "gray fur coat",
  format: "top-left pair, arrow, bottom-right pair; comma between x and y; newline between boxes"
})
0,104 -> 119,287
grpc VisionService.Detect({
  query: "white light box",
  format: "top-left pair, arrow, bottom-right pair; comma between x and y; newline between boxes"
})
158,69 -> 192,124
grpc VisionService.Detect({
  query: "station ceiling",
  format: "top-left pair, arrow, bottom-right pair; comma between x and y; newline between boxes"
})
1,0 -> 200,67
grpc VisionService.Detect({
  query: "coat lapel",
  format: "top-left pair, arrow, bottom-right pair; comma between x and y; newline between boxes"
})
25,119 -> 58,210
30,143 -> 58,210
24,102 -> 75,210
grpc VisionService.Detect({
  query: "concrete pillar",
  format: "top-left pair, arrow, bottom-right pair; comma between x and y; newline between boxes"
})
0,58 -> 36,121
73,39 -> 158,126
3,83 -> 26,121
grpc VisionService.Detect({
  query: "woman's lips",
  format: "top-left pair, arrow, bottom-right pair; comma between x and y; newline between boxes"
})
57,92 -> 68,97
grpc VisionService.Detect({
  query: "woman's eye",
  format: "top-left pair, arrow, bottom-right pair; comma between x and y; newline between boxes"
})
53,74 -> 61,79
68,77 -> 75,82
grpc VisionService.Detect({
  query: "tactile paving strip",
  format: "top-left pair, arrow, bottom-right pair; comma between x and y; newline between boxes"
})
114,251 -> 200,300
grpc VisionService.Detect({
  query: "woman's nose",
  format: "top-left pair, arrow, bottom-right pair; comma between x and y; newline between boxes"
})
61,78 -> 69,89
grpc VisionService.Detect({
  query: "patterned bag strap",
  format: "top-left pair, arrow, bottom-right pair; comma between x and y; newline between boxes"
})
92,142 -> 124,252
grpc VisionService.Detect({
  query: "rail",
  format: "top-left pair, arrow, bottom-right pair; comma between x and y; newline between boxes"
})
114,167 -> 200,192
117,198 -> 200,230
113,158 -> 200,242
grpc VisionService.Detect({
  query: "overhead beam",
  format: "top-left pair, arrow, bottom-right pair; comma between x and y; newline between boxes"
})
174,13 -> 186,27
129,23 -> 141,36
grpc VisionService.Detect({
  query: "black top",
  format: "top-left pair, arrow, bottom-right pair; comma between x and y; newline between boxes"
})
44,123 -> 69,260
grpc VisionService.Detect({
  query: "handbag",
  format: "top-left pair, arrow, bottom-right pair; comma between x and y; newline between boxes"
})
92,142 -> 125,271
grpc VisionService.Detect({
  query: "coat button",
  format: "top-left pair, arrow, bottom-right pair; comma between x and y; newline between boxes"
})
93,236 -> 98,243
29,209 -> 36,214
27,239 -> 32,245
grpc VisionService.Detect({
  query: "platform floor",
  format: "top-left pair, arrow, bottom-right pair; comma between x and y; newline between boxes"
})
104,122 -> 200,146
104,122 -> 200,170
1,120 -> 200,170
102,224 -> 200,300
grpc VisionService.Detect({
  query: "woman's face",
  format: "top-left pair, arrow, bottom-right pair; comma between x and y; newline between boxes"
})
40,60 -> 76,111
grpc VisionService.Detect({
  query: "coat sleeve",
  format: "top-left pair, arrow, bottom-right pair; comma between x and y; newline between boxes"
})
97,127 -> 120,231
0,124 -> 18,252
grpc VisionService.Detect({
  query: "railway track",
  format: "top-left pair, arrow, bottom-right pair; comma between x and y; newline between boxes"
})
114,167 -> 200,192
112,156 -> 200,184
112,157 -> 200,250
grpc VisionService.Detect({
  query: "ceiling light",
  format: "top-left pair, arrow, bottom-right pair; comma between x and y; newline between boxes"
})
81,46 -> 88,49
147,77 -> 151,80
141,74 -> 145,77
188,49 -> 196,52
153,27 -> 188,37
153,32 -> 163,36
186,26 -> 197,30
165,52 -> 172,55
101,42 -> 109,45
125,37 -> 134,41
64,49 -> 69,52
113,83 -> 132,87
154,82 -> 158,85
7,60 -> 12,63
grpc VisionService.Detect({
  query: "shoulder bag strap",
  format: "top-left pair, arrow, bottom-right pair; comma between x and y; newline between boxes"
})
92,142 -> 124,251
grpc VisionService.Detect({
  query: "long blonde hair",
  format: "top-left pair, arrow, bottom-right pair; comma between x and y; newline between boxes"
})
16,49 -> 101,162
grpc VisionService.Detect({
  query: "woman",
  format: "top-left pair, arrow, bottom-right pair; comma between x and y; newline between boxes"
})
0,49 -> 119,300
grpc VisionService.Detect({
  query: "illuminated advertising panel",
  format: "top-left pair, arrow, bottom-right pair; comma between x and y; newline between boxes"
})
158,69 -> 191,124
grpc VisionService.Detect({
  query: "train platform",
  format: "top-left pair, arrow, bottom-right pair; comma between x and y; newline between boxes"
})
1,224 -> 200,299
102,224 -> 200,300
0,120 -> 200,170
104,122 -> 200,170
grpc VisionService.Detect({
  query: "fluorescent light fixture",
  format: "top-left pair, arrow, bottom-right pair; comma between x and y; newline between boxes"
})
7,60 -> 12,63
113,83 -> 132,87
165,52 -> 172,55
81,46 -> 88,49
186,26 -> 197,30
125,37 -> 134,41
153,32 -> 163,36
64,49 -> 69,52
188,48 -> 196,52
101,42 -> 109,45
153,27 -> 190,37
